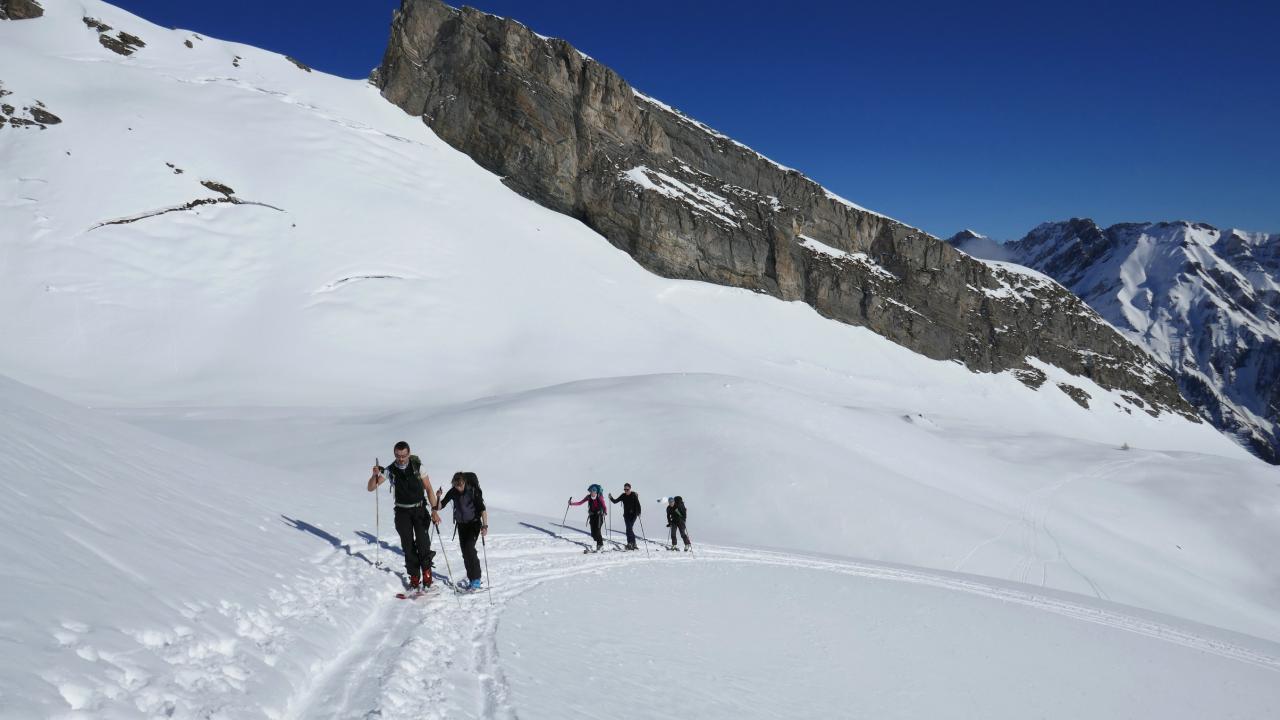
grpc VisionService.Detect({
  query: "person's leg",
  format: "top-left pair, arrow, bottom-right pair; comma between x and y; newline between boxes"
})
590,514 -> 603,548
624,514 -> 636,547
459,522 -> 481,581
679,522 -> 691,547
411,507 -> 433,582
394,508 -> 419,580
669,522 -> 677,548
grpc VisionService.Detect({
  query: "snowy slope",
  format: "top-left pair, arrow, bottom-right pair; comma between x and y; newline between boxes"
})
3,2 -> 1280,716
0,372 -> 387,718
4,373 -> 1280,718
954,221 -> 1280,463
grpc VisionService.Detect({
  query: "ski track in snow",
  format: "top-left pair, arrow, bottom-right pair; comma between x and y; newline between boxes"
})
950,456 -> 1136,599
259,529 -> 1280,720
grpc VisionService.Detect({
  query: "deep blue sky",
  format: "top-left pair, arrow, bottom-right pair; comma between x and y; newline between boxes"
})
113,0 -> 1279,240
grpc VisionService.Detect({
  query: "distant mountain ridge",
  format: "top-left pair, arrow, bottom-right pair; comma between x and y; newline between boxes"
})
372,0 -> 1197,421
952,220 -> 1280,462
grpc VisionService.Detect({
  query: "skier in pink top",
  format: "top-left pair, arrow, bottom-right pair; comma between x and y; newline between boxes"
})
568,483 -> 608,552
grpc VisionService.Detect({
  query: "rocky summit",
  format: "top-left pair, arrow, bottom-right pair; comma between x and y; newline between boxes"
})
0,0 -> 43,21
955,220 -> 1280,463
374,0 -> 1195,420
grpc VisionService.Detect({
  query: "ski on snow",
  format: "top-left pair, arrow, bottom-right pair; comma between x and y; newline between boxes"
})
395,587 -> 435,600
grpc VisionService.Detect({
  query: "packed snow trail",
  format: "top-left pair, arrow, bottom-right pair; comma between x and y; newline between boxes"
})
271,524 -> 1280,720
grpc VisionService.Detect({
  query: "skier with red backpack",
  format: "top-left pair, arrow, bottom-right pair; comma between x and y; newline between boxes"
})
568,484 -> 608,552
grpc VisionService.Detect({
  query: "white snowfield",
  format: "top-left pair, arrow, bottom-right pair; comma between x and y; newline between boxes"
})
2,2 -> 1280,717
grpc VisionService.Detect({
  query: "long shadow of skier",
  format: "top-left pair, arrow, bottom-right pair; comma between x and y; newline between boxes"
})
280,515 -> 377,565
519,521 -> 591,550
355,530 -> 402,559
280,516 -> 459,587
353,529 -> 455,587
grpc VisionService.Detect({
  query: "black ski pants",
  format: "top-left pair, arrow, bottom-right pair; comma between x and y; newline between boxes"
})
589,512 -> 604,547
623,513 -> 638,546
394,505 -> 433,578
670,521 -> 690,547
457,521 -> 482,582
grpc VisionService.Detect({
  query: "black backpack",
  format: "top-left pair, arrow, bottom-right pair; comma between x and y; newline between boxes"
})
378,455 -> 421,484
674,496 -> 687,522
452,472 -> 484,524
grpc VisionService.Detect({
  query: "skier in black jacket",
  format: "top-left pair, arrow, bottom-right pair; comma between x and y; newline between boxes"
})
608,483 -> 642,550
665,496 -> 691,551
437,471 -> 488,590
367,441 -> 441,589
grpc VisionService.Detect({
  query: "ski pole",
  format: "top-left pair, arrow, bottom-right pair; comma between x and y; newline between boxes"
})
637,515 -> 651,559
562,497 -> 571,526
481,532 -> 493,605
374,457 -> 381,569
434,521 -> 462,607
605,485 -> 612,545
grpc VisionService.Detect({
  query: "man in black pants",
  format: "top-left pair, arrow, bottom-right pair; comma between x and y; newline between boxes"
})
367,441 -> 441,589
438,471 -> 488,590
608,483 -> 642,550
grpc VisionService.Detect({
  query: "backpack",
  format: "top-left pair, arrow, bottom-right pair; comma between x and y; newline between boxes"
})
674,496 -> 687,522
382,455 -> 423,503
380,455 -> 420,486
450,472 -> 484,524
454,484 -> 479,524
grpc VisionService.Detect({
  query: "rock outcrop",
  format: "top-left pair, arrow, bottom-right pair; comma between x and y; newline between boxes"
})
374,0 -> 1197,420
955,220 -> 1280,462
0,0 -> 43,20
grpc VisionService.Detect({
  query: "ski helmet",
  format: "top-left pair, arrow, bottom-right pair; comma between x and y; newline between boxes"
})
588,483 -> 603,494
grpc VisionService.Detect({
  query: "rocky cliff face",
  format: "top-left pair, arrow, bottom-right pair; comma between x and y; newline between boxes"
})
954,220 -> 1280,462
374,0 -> 1197,420
0,0 -> 43,20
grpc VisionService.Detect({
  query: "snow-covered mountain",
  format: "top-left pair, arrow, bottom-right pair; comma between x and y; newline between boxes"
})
3,2 -> 1280,716
373,0 -> 1200,422
952,220 -> 1280,463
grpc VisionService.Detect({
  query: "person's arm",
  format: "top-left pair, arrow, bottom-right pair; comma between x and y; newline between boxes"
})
474,486 -> 489,537
421,472 -> 442,524
609,493 -> 619,503
367,464 -> 385,492
635,494 -> 641,515
568,495 -> 588,506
